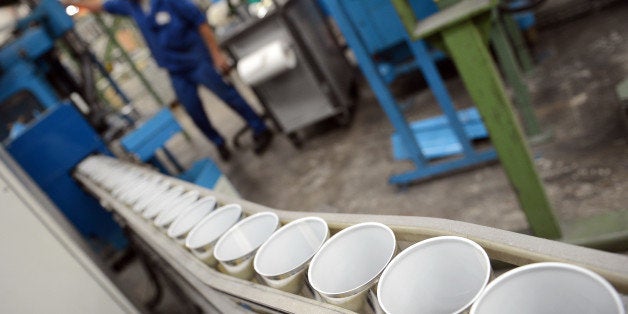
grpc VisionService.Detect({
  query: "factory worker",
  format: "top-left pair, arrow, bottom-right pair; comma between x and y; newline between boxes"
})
69,0 -> 273,161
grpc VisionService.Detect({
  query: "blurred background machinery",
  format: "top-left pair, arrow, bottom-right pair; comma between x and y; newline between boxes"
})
0,0 -> 131,251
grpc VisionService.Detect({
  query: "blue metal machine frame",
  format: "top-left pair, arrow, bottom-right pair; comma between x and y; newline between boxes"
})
0,28 -> 59,109
0,0 -> 127,249
6,104 -> 127,249
322,0 -> 497,185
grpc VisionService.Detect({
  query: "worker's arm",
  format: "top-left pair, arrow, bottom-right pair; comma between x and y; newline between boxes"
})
198,23 -> 231,74
170,0 -> 230,74
62,0 -> 104,12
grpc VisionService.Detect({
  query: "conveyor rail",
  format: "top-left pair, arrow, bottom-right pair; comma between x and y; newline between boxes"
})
75,158 -> 628,313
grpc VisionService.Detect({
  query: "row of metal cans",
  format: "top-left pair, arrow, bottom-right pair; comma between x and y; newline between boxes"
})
77,156 -> 625,314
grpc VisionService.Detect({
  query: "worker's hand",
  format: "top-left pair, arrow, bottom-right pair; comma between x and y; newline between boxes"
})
212,51 -> 232,75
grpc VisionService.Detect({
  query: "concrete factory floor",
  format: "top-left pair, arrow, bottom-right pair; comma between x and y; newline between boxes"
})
117,4 -> 627,313
167,2 -> 627,234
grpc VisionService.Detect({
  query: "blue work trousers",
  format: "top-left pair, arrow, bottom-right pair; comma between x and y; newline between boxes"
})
170,60 -> 266,146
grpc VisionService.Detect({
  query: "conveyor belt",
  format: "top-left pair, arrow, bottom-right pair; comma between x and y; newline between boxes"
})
75,156 -> 628,313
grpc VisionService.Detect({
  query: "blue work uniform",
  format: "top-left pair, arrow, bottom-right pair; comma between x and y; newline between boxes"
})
103,0 -> 267,146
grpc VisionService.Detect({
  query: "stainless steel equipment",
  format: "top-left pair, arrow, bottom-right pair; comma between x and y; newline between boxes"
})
219,0 -> 355,147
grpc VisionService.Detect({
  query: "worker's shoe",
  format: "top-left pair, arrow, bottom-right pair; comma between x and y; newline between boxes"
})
253,129 -> 273,155
217,143 -> 231,161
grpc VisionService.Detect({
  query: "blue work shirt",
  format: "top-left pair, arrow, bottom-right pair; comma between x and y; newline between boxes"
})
103,0 -> 212,73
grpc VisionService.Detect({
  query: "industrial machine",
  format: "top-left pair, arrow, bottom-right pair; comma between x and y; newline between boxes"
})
0,0 -> 131,250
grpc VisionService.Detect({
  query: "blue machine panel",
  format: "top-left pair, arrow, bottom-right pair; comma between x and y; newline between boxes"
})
0,29 -> 60,109
6,104 -> 126,249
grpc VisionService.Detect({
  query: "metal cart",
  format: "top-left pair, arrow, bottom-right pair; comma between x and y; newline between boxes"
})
218,0 -> 356,147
